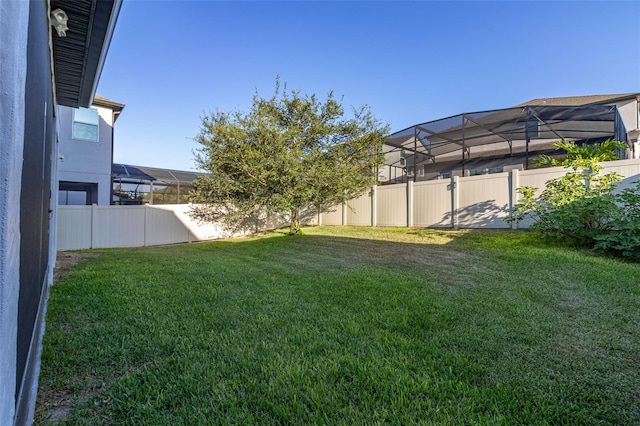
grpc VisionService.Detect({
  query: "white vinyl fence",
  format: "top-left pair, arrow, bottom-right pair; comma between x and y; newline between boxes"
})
57,159 -> 640,250
57,204 -> 318,251
321,158 -> 640,230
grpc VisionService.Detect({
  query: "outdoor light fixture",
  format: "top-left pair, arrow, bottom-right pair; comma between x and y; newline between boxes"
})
50,8 -> 69,37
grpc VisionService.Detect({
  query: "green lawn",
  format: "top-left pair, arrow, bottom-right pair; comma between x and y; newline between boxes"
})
36,227 -> 640,425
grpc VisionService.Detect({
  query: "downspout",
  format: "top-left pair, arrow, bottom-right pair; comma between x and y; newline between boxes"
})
525,107 -> 531,170
110,112 -> 114,204
413,129 -> 417,183
461,115 -> 466,176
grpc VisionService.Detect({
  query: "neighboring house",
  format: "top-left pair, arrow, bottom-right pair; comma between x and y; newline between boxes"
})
58,95 -> 125,205
0,1 -> 121,424
518,93 -> 640,157
383,93 -> 639,184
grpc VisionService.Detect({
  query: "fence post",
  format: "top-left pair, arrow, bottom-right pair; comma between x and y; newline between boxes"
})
510,169 -> 519,230
318,206 -> 323,226
342,201 -> 347,226
144,205 -> 148,246
452,176 -> 459,229
187,209 -> 192,243
407,180 -> 414,227
371,185 -> 377,227
90,203 -> 97,248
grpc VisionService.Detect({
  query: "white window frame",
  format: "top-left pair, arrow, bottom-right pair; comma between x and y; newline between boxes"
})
72,107 -> 99,142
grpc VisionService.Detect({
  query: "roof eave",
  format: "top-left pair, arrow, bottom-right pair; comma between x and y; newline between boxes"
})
517,93 -> 640,107
51,0 -> 123,108
92,94 -> 125,121
79,0 -> 122,107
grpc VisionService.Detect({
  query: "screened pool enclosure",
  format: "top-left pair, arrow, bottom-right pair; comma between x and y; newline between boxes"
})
112,164 -> 200,205
383,104 -> 628,183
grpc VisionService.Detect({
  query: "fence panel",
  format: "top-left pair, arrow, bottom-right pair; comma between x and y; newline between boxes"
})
412,180 -> 451,228
457,173 -> 511,228
56,206 -> 92,250
376,184 -> 406,226
299,206 -> 319,226
92,206 -> 145,248
153,205 -> 251,241
322,205 -> 343,225
347,191 -> 372,226
517,167 -> 567,228
602,159 -> 640,191
145,205 -> 190,246
519,166 -> 567,192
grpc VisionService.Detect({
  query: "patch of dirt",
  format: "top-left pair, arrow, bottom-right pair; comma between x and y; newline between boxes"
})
36,252 -> 102,424
35,378 -> 105,425
53,252 -> 99,284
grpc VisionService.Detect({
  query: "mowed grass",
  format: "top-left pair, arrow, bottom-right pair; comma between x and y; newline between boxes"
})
36,227 -> 640,425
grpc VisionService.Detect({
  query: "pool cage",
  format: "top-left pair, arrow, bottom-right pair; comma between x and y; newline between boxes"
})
112,164 -> 201,205
383,104 -> 629,184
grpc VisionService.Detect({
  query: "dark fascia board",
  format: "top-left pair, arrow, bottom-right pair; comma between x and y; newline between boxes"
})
51,0 -> 123,108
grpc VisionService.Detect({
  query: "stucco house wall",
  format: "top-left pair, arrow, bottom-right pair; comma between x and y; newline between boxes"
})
1,1 -> 58,423
615,98 -> 640,158
0,1 -> 121,424
0,2 -> 30,424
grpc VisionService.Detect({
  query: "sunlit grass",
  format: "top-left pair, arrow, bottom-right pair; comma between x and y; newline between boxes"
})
36,226 -> 640,425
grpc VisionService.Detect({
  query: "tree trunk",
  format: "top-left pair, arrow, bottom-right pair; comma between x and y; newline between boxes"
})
289,209 -> 298,235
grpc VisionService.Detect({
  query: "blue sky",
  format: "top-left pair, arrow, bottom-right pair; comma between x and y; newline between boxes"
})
98,1 -> 640,171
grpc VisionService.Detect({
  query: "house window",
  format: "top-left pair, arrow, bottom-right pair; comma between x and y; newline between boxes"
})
73,107 -> 99,141
525,120 -> 540,138
407,165 -> 424,177
59,181 -> 98,205
58,190 -> 90,205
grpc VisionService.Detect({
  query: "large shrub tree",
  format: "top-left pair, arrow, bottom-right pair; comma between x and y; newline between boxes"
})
189,82 -> 388,235
509,139 -> 640,259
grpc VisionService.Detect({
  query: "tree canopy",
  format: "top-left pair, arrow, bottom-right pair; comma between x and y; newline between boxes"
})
189,81 -> 388,235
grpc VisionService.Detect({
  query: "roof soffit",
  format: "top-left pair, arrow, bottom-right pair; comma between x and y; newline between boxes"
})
50,0 -> 122,108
